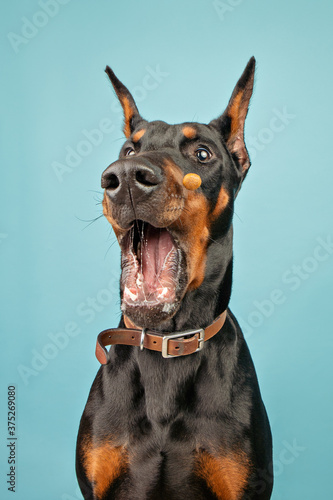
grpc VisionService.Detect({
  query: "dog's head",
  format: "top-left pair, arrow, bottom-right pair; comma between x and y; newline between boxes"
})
102,58 -> 255,328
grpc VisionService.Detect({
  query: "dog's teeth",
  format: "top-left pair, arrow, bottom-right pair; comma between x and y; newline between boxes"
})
157,287 -> 169,298
136,273 -> 144,287
162,302 -> 173,313
124,287 -> 138,301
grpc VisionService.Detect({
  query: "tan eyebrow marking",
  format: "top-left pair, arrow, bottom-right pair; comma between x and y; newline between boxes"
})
132,129 -> 146,142
182,126 -> 197,139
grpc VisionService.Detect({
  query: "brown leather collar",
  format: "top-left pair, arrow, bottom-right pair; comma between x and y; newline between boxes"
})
95,310 -> 227,364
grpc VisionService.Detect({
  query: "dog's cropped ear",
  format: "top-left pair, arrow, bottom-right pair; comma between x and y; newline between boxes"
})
105,66 -> 143,138
210,57 -> 255,176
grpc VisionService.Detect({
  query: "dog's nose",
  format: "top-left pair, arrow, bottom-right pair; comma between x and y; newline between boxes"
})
101,159 -> 163,202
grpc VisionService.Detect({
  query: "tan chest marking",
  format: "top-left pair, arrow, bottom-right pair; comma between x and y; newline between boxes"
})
82,439 -> 128,499
195,449 -> 251,500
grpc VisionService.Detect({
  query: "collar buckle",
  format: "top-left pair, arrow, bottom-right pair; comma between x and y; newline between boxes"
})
161,328 -> 205,358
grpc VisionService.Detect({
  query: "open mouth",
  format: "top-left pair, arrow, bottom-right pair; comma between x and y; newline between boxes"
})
120,220 -> 184,322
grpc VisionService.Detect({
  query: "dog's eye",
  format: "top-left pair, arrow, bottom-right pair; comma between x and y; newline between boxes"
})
125,147 -> 135,157
195,147 -> 211,162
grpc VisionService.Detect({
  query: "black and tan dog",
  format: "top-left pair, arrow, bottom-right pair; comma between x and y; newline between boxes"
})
76,57 -> 273,500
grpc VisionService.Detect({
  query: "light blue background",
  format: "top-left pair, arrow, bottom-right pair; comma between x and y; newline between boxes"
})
1,1 -> 332,499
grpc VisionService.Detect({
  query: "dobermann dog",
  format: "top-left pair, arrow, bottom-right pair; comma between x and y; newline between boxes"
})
76,57 -> 273,500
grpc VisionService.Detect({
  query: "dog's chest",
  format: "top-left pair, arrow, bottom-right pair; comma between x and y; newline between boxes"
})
81,345 -> 255,499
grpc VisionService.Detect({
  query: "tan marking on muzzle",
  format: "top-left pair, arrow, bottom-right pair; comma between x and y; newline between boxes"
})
210,187 -> 230,220
102,192 -> 128,242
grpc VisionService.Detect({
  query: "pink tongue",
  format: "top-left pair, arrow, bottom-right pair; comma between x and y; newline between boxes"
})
141,226 -> 174,289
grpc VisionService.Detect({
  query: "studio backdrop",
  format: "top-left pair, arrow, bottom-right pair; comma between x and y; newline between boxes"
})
1,1 -> 332,499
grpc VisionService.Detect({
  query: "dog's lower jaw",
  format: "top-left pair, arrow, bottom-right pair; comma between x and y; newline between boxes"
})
120,255 -> 188,330
120,236 -> 233,334
121,300 -> 180,330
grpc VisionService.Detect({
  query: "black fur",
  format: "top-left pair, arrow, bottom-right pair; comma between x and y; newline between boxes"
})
76,57 -> 273,499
